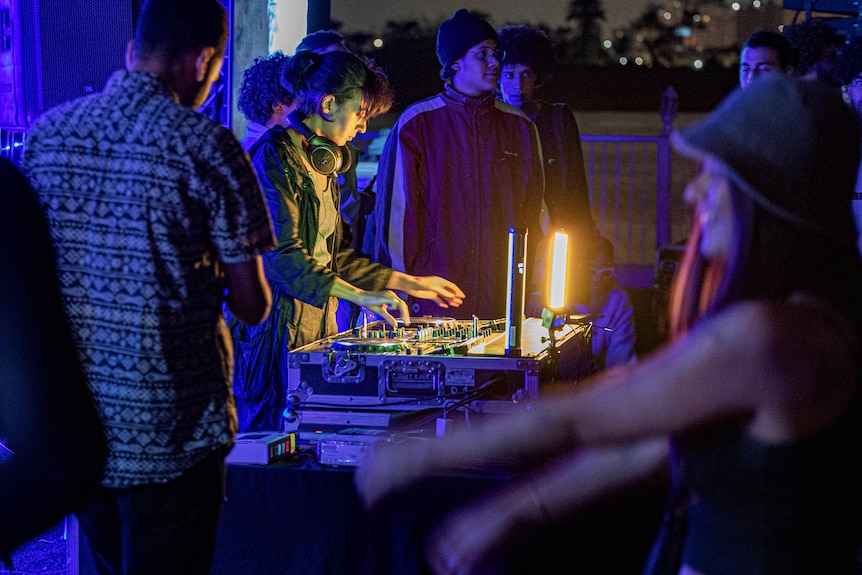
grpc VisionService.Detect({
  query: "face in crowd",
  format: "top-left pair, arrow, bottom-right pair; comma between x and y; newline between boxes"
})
499,63 -> 538,111
453,39 -> 502,96
739,46 -> 784,90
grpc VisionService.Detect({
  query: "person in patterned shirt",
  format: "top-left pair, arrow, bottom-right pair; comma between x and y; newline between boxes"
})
21,0 -> 274,573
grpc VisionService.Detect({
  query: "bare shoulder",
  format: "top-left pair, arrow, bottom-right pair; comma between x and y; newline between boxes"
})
707,299 -> 853,351
709,298 -> 858,420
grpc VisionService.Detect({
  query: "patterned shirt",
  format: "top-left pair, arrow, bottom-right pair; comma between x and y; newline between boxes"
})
22,70 -> 276,488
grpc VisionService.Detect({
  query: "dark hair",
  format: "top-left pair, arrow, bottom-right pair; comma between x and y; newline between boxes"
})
440,63 -> 457,81
296,30 -> 347,53
134,0 -> 227,60
497,24 -> 557,86
282,50 -> 393,119
784,18 -> 839,76
238,52 -> 291,125
835,36 -> 862,84
742,30 -> 797,71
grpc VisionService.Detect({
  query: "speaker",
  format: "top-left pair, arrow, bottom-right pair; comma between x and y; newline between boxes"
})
287,109 -> 352,175
0,0 -> 133,130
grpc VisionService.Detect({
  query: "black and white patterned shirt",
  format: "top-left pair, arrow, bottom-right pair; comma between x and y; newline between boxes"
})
22,70 -> 276,488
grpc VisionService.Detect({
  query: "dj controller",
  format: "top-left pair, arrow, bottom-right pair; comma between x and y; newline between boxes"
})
285,315 -> 593,432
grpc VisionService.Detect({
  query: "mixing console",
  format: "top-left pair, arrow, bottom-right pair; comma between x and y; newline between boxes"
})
299,316 -> 505,356
286,315 -> 593,428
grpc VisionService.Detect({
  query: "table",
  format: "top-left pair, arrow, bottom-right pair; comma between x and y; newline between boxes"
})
72,450 -> 667,575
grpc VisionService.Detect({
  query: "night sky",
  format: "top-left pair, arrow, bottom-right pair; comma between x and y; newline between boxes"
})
331,0 -> 656,39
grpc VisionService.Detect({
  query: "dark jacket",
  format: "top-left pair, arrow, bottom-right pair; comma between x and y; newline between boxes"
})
533,101 -> 597,305
367,84 -> 545,319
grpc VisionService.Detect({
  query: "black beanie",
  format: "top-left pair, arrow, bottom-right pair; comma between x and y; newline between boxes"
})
436,9 -> 498,69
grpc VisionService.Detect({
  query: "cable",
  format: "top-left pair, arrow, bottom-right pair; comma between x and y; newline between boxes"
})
394,373 -> 512,432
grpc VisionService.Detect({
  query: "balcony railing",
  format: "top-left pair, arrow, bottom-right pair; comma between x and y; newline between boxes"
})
581,87 -> 697,286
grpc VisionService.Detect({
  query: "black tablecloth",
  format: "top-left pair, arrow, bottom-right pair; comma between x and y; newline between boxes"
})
75,450 -> 667,575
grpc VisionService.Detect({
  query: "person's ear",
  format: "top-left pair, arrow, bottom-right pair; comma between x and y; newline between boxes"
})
125,40 -> 136,70
319,94 -> 337,121
194,46 -> 217,82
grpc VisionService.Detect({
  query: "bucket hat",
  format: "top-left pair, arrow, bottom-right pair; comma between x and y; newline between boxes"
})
672,76 -> 859,244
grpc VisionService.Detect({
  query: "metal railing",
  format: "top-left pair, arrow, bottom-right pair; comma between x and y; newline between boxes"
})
581,87 -> 696,275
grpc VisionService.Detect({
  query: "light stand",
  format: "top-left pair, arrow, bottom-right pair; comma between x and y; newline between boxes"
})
540,230 -> 571,379
505,227 -> 528,357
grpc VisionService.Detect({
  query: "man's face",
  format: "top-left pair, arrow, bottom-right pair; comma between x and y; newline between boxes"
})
188,52 -> 224,109
499,63 -> 538,110
739,46 -> 783,89
846,73 -> 862,121
452,39 -> 501,97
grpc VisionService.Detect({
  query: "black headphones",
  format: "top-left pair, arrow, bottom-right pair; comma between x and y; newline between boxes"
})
288,110 -> 353,176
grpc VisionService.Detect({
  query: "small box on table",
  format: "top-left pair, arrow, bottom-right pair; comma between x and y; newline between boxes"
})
226,432 -> 296,465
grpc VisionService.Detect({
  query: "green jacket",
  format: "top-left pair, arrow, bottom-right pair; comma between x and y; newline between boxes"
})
229,126 -> 391,429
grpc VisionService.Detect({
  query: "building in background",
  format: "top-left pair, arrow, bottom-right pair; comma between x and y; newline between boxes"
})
608,0 -> 794,69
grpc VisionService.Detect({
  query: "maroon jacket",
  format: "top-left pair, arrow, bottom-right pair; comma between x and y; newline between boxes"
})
369,84 -> 545,319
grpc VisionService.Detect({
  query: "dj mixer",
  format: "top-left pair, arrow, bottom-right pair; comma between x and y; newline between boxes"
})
284,315 -> 593,431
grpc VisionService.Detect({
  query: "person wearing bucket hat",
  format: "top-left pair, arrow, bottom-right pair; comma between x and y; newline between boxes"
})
364,9 -> 545,320
357,76 -> 862,575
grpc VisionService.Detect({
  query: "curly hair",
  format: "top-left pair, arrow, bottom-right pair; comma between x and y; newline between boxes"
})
497,24 -> 557,86
282,50 -> 393,120
237,51 -> 291,125
784,18 -> 838,76
835,36 -> 862,85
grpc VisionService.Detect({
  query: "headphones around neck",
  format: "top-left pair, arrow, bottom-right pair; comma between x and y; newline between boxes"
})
288,110 -> 353,176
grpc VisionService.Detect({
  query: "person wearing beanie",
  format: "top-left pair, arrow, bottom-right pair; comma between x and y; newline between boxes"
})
357,76 -> 862,575
364,8 -> 545,319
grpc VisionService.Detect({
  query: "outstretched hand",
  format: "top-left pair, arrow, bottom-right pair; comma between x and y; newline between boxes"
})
390,273 -> 465,308
424,492 -> 515,575
356,441 -> 520,575
355,289 -> 411,329
354,440 -> 427,510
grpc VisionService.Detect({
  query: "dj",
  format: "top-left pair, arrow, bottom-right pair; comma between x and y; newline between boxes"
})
228,50 -> 464,432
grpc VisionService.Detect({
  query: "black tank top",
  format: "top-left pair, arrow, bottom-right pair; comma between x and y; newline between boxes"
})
675,398 -> 862,575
